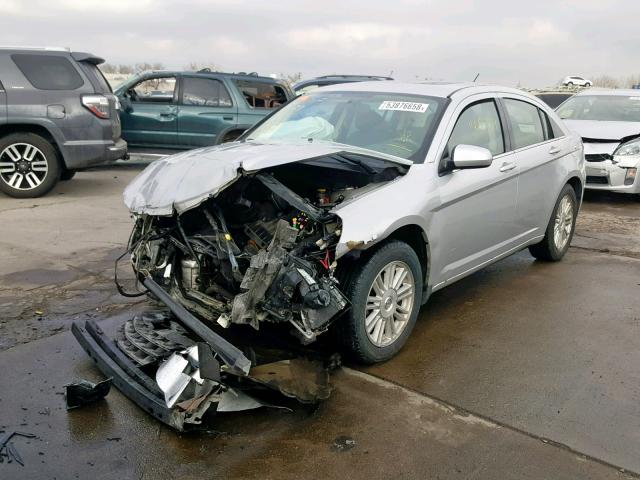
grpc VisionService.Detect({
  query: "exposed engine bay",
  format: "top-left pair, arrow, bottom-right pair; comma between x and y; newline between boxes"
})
72,151 -> 407,431
124,157 -> 405,345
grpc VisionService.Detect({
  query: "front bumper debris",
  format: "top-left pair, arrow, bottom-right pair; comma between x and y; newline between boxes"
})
72,276 -> 337,431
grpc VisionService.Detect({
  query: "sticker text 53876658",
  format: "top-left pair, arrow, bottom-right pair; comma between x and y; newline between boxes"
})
379,101 -> 429,113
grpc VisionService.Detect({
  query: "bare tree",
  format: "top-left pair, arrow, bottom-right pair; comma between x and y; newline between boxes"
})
118,64 -> 134,75
134,62 -> 165,73
100,63 -> 118,74
591,75 -> 620,88
183,61 -> 222,72
279,72 -> 303,86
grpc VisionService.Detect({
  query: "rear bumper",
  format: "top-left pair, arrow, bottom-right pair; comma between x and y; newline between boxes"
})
60,137 -> 128,169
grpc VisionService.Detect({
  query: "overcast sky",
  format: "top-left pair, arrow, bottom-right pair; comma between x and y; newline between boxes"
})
0,0 -> 637,87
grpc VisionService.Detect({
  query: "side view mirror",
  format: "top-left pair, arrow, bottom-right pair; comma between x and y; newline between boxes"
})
119,96 -> 133,113
452,144 -> 493,169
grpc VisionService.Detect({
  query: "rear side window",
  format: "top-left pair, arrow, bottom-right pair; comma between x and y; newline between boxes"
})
503,99 -> 545,149
181,77 -> 232,107
11,54 -> 84,90
447,100 -> 505,157
78,62 -> 111,93
234,79 -> 288,109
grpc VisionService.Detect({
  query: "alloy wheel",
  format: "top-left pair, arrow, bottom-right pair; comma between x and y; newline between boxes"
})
553,194 -> 574,250
0,143 -> 49,190
365,260 -> 415,347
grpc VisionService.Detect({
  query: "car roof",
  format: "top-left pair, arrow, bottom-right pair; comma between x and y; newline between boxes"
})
292,75 -> 393,90
141,70 -> 283,83
573,88 -> 640,97
313,81 -> 530,99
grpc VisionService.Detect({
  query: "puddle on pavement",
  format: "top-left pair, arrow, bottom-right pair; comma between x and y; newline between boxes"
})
1,268 -> 80,288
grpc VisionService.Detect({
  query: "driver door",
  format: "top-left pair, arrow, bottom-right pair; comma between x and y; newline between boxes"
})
431,96 -> 521,286
119,74 -> 179,147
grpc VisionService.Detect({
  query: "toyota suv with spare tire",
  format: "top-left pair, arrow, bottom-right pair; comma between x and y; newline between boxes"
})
0,46 -> 127,198
72,82 -> 585,428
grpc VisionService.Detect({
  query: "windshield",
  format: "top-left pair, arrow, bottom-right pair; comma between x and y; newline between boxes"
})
557,95 -> 640,122
246,91 -> 447,162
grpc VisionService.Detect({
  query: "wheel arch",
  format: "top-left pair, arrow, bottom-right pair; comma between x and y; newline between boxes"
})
566,175 -> 583,207
384,224 -> 430,287
0,123 -> 64,166
337,222 -> 432,302
215,124 -> 252,145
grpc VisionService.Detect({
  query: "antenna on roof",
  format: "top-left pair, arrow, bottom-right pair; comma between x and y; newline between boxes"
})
473,73 -> 480,82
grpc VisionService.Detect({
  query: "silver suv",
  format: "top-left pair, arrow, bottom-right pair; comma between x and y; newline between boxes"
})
0,47 -> 127,197
119,82 -> 585,365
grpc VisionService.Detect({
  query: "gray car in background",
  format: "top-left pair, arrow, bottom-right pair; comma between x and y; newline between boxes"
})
119,82 -> 585,366
0,46 -> 127,198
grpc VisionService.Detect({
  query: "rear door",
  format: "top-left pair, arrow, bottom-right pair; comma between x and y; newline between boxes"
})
176,75 -> 237,147
500,97 -> 568,239
119,74 -> 178,147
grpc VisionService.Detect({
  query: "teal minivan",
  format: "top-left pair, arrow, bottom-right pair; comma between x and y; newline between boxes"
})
114,70 -> 292,149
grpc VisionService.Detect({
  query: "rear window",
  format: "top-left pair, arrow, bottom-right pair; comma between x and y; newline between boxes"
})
234,79 -> 288,109
79,62 -> 112,93
11,54 -> 84,90
503,99 -> 545,149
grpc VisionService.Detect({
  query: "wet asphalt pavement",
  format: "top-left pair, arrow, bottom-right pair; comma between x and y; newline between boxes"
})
0,167 -> 638,479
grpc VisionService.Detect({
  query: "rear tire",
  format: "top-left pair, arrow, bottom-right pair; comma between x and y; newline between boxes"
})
529,184 -> 577,261
0,133 -> 60,198
339,241 -> 423,364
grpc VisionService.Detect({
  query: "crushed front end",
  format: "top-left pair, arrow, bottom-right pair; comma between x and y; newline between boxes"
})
72,145 -> 407,430
127,170 -> 348,344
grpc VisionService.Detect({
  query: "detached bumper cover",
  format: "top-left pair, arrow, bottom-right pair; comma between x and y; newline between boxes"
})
71,320 -> 188,430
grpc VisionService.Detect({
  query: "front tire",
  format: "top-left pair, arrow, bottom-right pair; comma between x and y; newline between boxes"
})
0,133 -> 60,198
529,184 -> 577,261
340,241 -> 423,363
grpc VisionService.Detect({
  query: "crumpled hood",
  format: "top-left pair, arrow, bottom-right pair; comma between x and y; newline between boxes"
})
123,141 -> 410,216
563,120 -> 640,141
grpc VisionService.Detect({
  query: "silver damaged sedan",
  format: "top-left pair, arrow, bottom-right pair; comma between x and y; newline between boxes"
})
122,82 -> 585,364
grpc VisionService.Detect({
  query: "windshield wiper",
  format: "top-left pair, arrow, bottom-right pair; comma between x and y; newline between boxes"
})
330,153 -> 378,174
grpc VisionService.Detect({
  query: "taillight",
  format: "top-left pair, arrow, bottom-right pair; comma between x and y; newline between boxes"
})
81,94 -> 110,119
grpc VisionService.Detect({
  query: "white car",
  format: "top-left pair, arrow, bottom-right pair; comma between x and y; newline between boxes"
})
562,76 -> 592,87
557,89 -> 640,195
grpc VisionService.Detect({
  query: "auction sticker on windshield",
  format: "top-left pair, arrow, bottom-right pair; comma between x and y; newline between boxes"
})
379,101 -> 429,113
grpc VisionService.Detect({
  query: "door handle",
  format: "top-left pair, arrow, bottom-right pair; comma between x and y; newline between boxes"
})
499,162 -> 516,172
223,116 -> 234,121
548,146 -> 561,155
